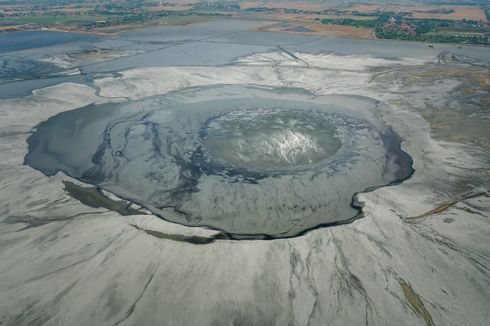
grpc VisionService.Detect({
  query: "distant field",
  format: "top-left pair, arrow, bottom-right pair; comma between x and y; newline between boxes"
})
351,4 -> 487,22
0,15 -> 109,26
252,21 -> 375,39
0,0 -> 487,40
94,15 -> 216,32
241,1 -> 333,11
254,13 -> 377,21
241,3 -> 487,22
144,5 -> 193,12
428,28 -> 486,37
302,23 -> 375,38
246,2 -> 489,45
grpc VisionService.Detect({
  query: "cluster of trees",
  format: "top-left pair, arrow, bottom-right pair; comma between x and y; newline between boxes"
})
414,8 -> 455,14
376,31 -> 490,45
320,12 -> 490,45
320,18 -> 378,28
193,2 -> 240,11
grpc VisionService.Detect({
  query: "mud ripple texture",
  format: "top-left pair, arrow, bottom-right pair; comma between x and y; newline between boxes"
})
26,85 -> 412,238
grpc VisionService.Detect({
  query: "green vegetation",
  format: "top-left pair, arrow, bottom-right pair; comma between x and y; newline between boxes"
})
0,0 -> 488,46
321,12 -> 490,45
320,18 -> 378,28
399,281 -> 435,326
0,7 -> 223,32
0,15 -> 109,26
0,0 -> 225,32
485,5 -> 490,23
193,2 -> 240,11
415,8 -> 454,15
377,30 -> 490,45
80,11 -> 222,29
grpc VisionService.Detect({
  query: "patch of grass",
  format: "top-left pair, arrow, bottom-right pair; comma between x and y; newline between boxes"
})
63,181 -> 144,216
399,281 -> 435,326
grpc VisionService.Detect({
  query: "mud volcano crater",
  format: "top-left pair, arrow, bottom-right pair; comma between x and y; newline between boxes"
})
25,85 -> 413,239
200,108 -> 341,172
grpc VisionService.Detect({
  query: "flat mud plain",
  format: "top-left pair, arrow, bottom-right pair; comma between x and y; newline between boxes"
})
0,19 -> 489,326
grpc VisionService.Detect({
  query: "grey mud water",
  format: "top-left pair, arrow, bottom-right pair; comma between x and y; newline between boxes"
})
25,85 -> 413,239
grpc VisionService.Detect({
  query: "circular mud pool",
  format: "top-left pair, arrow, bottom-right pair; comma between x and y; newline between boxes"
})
25,85 -> 413,238
202,108 -> 341,170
